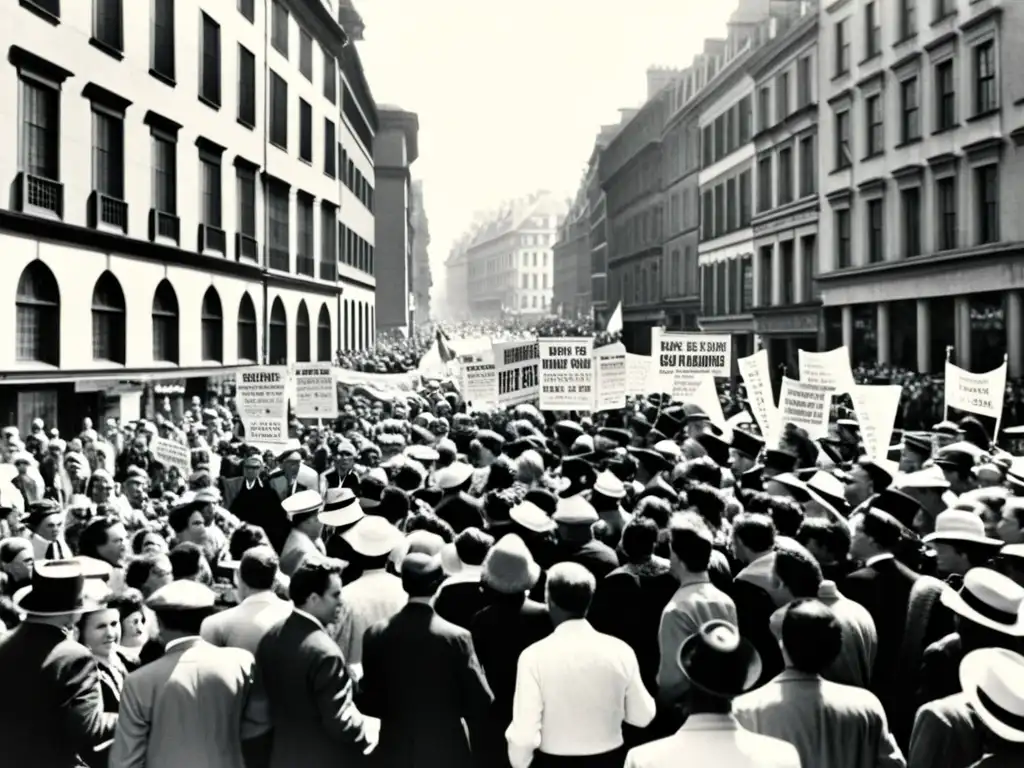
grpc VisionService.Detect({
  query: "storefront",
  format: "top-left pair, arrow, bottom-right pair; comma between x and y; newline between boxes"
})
753,302 -> 822,393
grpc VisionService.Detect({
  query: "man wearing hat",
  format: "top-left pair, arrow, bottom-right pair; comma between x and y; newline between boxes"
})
901,433 -> 935,474
358,552 -> 493,768
110,580 -> 268,767
319,439 -> 361,496
730,430 -> 764,478
957,649 -> 1024,766
553,495 -> 619,580
591,470 -> 632,549
269,441 -> 319,500
279,490 -> 328,578
0,560 -> 118,767
224,453 -> 289,551
625,619 -> 799,768
434,462 -> 486,534
25,499 -> 72,560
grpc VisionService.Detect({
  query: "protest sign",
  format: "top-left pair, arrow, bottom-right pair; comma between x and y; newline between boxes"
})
492,339 -> 541,406
850,384 -> 903,461
798,347 -> 855,394
738,348 -> 780,443
671,373 -> 705,401
539,337 -> 594,411
778,377 -> 833,439
293,363 -> 338,419
461,362 -> 498,408
593,343 -> 626,412
626,354 -> 652,396
689,374 -> 726,429
945,358 -> 1008,436
652,330 -> 732,378
235,367 -> 289,444
150,436 -> 191,476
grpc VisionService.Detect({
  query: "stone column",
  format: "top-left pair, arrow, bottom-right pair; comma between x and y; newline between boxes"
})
877,302 -> 891,366
916,299 -> 932,373
955,296 -> 972,371
1008,291 -> 1023,378
841,305 -> 854,350
794,240 -> 805,303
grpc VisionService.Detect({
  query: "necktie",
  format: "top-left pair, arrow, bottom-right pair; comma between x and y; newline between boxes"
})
45,541 -> 57,559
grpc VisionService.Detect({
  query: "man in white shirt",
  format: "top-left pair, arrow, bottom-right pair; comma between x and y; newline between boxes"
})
506,561 -> 655,768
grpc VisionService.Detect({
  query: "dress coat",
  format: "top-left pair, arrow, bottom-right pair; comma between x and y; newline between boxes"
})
254,611 -> 370,768
0,622 -> 118,768
279,527 -> 326,577
200,591 -> 293,655
223,477 -> 289,551
906,692 -> 983,768
359,601 -> 494,768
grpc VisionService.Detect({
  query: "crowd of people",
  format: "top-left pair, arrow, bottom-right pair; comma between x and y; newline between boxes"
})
1,318 -> 1024,767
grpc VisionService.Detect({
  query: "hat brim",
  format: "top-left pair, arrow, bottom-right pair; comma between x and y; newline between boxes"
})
924,532 -> 1004,548
319,507 -> 365,527
593,485 -> 626,500
940,586 -> 1024,636
342,532 -> 404,559
484,560 -> 541,595
359,498 -> 381,510
677,627 -> 763,699
960,649 -> 1024,743
13,586 -> 101,617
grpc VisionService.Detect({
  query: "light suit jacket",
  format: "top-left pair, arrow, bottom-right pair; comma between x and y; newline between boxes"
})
907,692 -> 983,768
200,591 -> 293,655
109,637 -> 269,768
279,528 -> 326,577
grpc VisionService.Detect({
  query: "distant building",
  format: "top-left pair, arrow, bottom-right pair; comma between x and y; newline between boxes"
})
587,126 -> 618,329
552,189 -> 591,320
410,181 -> 432,324
374,105 -> 419,334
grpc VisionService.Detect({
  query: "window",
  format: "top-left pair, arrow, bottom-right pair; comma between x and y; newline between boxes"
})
936,59 -> 956,131
199,13 -> 221,107
867,199 -> 884,263
757,154 -> 773,213
739,171 -> 751,226
902,187 -> 922,257
778,146 -> 793,205
151,131 -> 176,214
323,51 -> 337,103
758,86 -> 771,131
299,99 -> 312,163
780,243 -> 794,305
835,18 -> 850,75
974,41 -> 997,115
726,178 -> 737,231
299,29 -> 313,81
797,56 -> 812,108
92,108 -> 124,199
271,0 -> 288,57
317,305 -> 332,361
934,0 -> 953,21
237,294 -> 258,360
151,280 -> 179,364
16,262 -> 60,365
21,76 -> 60,201
702,125 -> 713,168
900,0 -> 917,39
92,0 -> 123,54
738,95 -> 752,143
835,110 -> 851,169
201,288 -> 223,362
714,185 -> 725,236
199,150 -> 221,228
799,135 -> 815,197
836,209 -> 852,268
758,248 -> 772,307
714,115 -> 726,162
865,1 -> 880,59
323,119 -> 336,177
267,182 -> 290,271
269,298 -> 287,364
237,45 -> 256,127
701,190 -> 713,238
866,94 -> 883,156
151,0 -> 175,80
937,175 -> 957,250
976,165 -> 999,244
237,165 -> 256,237
269,71 -> 287,148
900,78 -> 920,143
297,194 -> 314,277
296,302 -> 311,362
800,236 -> 816,302
91,271 -> 125,364
521,274 -> 528,289
775,72 -> 789,122
320,203 -> 337,279
238,0 -> 254,22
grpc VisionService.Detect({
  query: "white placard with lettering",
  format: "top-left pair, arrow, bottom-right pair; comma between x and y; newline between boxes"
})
293,363 -> 338,419
539,337 -> 594,411
235,367 -> 289,444
779,377 -> 833,440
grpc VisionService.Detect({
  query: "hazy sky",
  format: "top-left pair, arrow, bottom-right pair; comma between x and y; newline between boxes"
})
357,1 -> 734,276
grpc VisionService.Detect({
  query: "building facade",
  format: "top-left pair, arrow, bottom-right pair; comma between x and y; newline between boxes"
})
749,8 -> 820,384
373,105 -> 418,334
817,0 -> 1024,377
410,180 -> 432,324
552,189 -> 591,319
3,0 -> 378,433
441,237 -> 470,321
587,129 -> 616,329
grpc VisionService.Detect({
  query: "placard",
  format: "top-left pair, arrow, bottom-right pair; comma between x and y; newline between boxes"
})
593,343 -> 626,412
235,367 -> 289,443
539,337 -> 594,411
492,339 -> 540,406
461,363 -> 498,408
150,436 -> 191,476
850,384 -> 903,461
945,359 -> 1007,419
738,348 -> 780,443
798,347 -> 855,394
626,354 -> 652,396
653,330 -> 732,378
778,377 -> 833,439
293,363 -> 338,419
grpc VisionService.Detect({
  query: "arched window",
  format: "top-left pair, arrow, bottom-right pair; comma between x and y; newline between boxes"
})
364,303 -> 371,348
344,299 -> 352,350
151,280 -> 180,363
201,288 -> 223,363
91,271 -> 125,364
237,293 -> 258,361
357,302 -> 364,350
16,262 -> 60,364
296,301 -> 311,363
317,304 -> 332,362
269,297 -> 287,364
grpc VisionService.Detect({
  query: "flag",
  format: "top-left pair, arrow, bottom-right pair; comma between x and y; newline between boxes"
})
606,302 -> 623,334
436,328 -> 458,363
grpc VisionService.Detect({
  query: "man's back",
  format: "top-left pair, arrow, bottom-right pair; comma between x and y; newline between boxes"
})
625,714 -> 800,768
200,592 -> 293,655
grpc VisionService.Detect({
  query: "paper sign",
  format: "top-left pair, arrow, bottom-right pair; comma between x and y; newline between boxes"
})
850,384 -> 903,461
293,364 -> 338,419
235,367 -> 289,443
738,348 -> 781,443
539,337 -> 595,411
798,347 -> 854,394
778,377 -> 833,439
593,344 -> 627,412
690,374 -> 726,429
626,354 -> 652,396
945,360 -> 1007,419
653,329 -> 732,378
461,363 -> 498,408
492,339 -> 541,406
150,436 -> 191,476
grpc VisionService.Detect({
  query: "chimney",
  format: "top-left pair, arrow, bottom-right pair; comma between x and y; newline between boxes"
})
646,67 -> 677,100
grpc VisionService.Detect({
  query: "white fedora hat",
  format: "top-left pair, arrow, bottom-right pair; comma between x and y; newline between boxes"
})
592,470 -> 625,500
940,567 -> 1024,636
960,648 -> 1024,742
341,515 -> 404,558
924,509 -> 1003,547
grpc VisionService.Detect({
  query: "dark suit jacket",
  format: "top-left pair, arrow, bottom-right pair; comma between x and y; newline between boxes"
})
255,611 -> 369,768
729,579 -> 785,687
917,632 -> 963,709
0,622 -> 118,768
360,602 -> 493,768
434,493 -> 485,534
227,479 -> 290,553
555,538 -> 620,581
320,468 -> 360,494
11,473 -> 43,504
434,579 -> 491,630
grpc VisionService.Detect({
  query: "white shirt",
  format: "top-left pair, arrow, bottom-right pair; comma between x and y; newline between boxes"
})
163,635 -> 201,654
865,553 -> 895,568
244,478 -> 262,491
333,569 -> 407,665
506,619 -> 655,767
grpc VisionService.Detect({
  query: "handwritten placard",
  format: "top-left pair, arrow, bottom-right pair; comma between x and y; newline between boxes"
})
539,337 -> 594,411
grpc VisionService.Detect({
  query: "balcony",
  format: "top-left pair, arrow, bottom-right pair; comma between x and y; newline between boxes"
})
148,209 -> 180,244
17,172 -> 64,219
268,246 -> 290,272
320,260 -> 337,281
89,191 -> 128,233
297,255 -> 316,278
235,233 -> 258,263
198,224 -> 226,256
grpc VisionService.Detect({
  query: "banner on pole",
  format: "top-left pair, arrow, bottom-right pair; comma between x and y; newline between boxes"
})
235,367 -> 289,444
